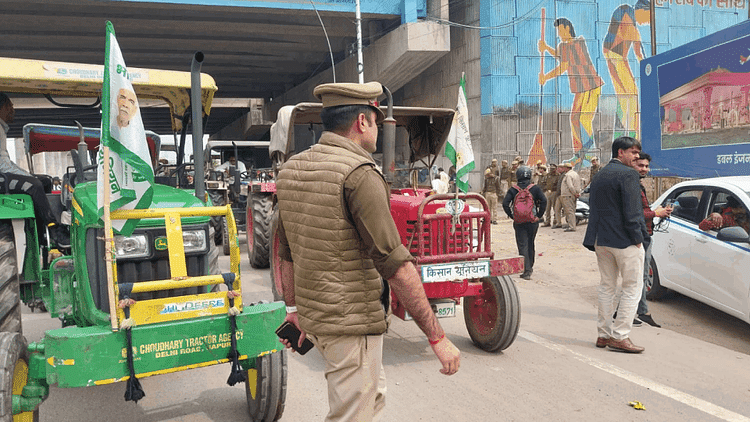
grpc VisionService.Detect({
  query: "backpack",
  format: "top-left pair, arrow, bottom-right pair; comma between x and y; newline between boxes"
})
511,184 -> 538,224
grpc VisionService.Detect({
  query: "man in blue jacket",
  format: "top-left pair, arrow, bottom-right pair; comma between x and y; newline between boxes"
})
583,136 -> 648,353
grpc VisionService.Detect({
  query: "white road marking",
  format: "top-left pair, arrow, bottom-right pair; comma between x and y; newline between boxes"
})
520,330 -> 750,422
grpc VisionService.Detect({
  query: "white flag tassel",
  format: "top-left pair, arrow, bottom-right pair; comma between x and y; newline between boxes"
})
445,73 -> 475,194
97,21 -> 155,237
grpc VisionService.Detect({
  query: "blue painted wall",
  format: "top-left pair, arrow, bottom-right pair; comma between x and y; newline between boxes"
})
117,0 -> 426,22
480,0 -> 746,168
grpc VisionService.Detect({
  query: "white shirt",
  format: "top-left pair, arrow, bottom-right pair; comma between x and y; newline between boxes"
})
0,119 -> 31,176
216,160 -> 246,174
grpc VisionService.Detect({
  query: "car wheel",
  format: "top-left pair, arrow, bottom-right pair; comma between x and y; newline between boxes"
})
645,257 -> 669,301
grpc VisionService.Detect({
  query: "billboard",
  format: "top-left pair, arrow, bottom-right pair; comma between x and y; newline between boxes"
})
641,20 -> 750,178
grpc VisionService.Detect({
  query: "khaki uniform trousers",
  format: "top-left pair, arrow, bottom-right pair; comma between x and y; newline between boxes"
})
553,194 -> 564,226
544,191 -> 557,225
485,192 -> 499,222
560,195 -> 577,230
309,333 -> 386,422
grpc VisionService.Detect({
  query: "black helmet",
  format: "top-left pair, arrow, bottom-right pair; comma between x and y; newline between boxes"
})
516,165 -> 532,182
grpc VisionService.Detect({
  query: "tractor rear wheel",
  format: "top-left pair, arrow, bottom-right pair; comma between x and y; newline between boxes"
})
0,223 -> 22,334
245,350 -> 287,422
463,275 -> 521,352
247,194 -> 273,269
268,208 -> 283,302
0,332 -> 39,421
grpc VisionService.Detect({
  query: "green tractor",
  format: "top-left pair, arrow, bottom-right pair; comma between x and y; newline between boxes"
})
0,56 -> 286,421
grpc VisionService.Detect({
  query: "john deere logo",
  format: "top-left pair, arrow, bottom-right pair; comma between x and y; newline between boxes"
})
154,237 -> 168,251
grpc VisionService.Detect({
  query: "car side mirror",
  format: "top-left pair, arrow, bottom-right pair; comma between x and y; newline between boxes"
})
716,226 -> 750,243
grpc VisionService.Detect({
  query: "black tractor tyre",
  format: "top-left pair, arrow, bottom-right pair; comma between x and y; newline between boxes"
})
463,275 -> 521,352
0,223 -> 22,334
222,217 -> 231,256
245,350 -> 287,422
268,208 -> 283,302
0,332 -> 39,421
247,194 -> 273,269
645,257 -> 669,301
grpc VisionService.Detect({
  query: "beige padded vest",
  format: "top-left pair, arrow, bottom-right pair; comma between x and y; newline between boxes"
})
276,132 -> 388,336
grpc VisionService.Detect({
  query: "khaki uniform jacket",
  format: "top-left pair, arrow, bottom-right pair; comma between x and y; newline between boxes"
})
276,132 -> 410,336
561,170 -> 582,197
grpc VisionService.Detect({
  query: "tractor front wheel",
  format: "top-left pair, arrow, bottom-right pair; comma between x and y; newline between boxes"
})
463,275 -> 521,352
0,332 -> 38,422
245,350 -> 287,422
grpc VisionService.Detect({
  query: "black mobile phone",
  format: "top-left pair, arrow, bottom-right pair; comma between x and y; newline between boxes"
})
275,321 -> 314,355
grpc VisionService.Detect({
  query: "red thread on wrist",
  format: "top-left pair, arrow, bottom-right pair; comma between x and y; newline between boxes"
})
429,334 -> 445,345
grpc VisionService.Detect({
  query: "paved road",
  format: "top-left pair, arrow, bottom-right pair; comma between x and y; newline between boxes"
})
28,227 -> 750,421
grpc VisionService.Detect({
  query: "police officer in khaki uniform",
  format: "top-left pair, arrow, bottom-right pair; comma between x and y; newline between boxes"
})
275,82 -> 460,422
499,159 -> 512,200
482,163 -> 502,224
541,163 -> 559,226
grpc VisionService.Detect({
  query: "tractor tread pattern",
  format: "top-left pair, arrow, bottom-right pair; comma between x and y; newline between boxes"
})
0,223 -> 21,335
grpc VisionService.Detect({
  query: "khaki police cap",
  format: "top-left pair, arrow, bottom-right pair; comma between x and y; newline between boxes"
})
313,82 -> 385,122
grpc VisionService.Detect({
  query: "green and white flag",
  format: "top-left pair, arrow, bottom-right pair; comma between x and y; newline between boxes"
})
445,73 -> 475,193
97,21 -> 154,236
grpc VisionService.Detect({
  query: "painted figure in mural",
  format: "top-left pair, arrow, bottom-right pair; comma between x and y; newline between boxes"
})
603,0 -> 651,137
539,18 -> 604,160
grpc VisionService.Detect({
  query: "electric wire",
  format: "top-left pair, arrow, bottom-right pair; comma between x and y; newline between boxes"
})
309,0 -> 336,82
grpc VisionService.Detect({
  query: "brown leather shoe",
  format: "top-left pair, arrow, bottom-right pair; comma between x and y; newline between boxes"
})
607,338 -> 644,353
595,337 -> 609,348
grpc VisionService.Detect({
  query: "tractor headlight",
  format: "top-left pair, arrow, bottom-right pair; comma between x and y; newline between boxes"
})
114,234 -> 149,259
183,229 -> 207,253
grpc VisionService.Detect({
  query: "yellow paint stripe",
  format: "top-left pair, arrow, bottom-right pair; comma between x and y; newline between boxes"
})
71,197 -> 83,217
91,354 -> 249,386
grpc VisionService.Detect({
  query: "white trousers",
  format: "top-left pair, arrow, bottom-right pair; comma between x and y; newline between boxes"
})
595,243 -> 645,340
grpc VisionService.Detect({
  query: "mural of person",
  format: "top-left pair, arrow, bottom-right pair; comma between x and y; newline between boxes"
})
539,18 -> 604,164
603,0 -> 651,138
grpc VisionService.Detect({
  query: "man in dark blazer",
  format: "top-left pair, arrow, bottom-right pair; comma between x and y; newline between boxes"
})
583,136 -> 649,353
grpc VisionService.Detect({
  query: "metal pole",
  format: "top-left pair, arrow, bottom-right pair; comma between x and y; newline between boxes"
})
191,52 -> 206,202
650,0 -> 656,56
382,86 -> 396,183
356,0 -> 364,83
102,145 -> 119,331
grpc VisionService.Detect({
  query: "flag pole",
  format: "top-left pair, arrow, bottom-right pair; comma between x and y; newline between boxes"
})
102,146 -> 119,331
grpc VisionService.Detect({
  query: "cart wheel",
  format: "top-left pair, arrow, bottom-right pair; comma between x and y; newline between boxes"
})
245,350 -> 287,422
463,275 -> 521,352
248,194 -> 273,269
268,208 -> 283,302
0,222 -> 22,334
222,217 -> 231,256
0,332 -> 39,421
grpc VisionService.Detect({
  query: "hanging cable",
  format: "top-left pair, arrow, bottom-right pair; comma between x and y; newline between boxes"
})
309,0 -> 336,82
424,0 -> 546,30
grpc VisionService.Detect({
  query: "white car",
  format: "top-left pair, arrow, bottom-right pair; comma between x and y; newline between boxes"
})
647,176 -> 750,324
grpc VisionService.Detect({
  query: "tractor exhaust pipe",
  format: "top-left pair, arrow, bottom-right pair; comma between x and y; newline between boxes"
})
191,52 -> 205,202
75,120 -> 89,167
381,85 -> 396,184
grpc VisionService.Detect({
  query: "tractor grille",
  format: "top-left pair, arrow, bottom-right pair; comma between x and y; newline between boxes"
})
86,225 -> 210,314
404,212 -> 490,264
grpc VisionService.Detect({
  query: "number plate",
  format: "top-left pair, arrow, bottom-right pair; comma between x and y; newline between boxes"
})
421,261 -> 490,283
433,301 -> 456,318
403,300 -> 456,321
